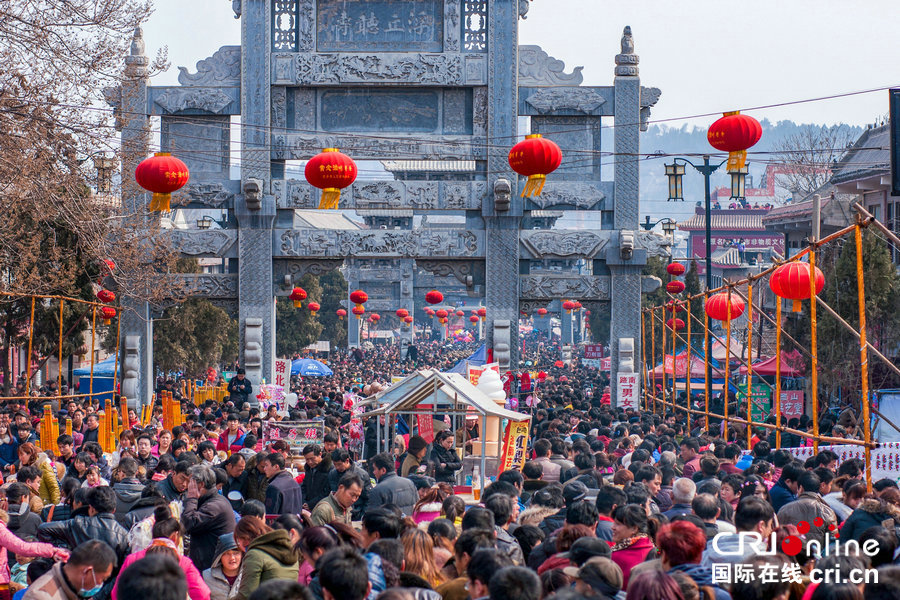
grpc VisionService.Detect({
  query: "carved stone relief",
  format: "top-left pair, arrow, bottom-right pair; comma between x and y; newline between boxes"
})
170,230 -> 237,256
290,53 -> 465,85
521,231 -> 608,258
518,45 -> 583,85
293,88 -> 316,129
528,183 -> 606,210
273,259 -> 344,289
271,87 -> 287,129
417,260 -> 483,286
121,336 -> 140,405
525,87 -> 606,114
277,229 -> 482,258
244,318 -> 264,382
177,46 -> 241,86
634,230 -> 673,256
278,133 -> 481,161
472,87 -> 488,137
520,275 -> 611,300
176,182 -> 236,208
444,0 -> 461,52
275,179 -> 484,210
154,88 -> 233,114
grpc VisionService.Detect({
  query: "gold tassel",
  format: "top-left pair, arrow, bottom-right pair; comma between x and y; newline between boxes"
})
293,300 -> 302,308
318,189 -> 341,209
149,192 -> 171,212
792,299 -> 801,313
727,150 -> 747,172
520,174 -> 547,197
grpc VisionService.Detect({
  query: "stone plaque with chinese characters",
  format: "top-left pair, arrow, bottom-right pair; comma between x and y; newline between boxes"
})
317,0 -> 443,52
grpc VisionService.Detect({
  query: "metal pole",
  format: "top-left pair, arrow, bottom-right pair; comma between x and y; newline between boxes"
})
855,223 -> 872,492
685,299 -> 692,434
746,283 -> 753,448
661,308 -> 667,415
809,244 -> 820,454
703,156 -> 713,414
775,298 -> 783,449
723,288 -> 732,441
651,309 -> 657,413
704,292 -> 710,432
641,311 -> 648,412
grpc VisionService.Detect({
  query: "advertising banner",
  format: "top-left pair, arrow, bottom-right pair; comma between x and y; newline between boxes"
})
262,420 -> 325,455
498,420 -> 530,473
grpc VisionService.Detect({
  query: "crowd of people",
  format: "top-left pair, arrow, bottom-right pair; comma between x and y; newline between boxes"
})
0,340 -> 890,600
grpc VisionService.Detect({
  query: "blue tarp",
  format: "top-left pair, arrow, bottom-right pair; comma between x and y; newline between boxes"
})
291,358 -> 333,377
73,356 -> 118,377
449,343 -> 487,374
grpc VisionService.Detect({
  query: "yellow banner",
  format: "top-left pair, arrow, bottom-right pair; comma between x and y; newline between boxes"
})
498,420 -> 530,473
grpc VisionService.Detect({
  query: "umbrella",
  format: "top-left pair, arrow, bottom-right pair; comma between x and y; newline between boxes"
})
290,358 -> 333,377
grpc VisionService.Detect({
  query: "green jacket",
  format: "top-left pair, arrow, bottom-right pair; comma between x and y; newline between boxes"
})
234,530 -> 299,600
309,493 -> 352,527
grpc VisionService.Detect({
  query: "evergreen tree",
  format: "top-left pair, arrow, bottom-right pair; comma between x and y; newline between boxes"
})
275,274 -> 324,357
317,270 -> 348,349
153,299 -> 237,376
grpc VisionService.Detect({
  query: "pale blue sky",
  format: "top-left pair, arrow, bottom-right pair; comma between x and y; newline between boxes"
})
143,0 -> 900,129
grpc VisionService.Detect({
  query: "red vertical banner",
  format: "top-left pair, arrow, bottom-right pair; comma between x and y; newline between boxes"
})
417,414 -> 434,444
499,421 -> 530,473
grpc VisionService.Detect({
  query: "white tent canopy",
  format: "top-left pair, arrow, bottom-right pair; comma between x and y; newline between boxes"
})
366,369 -> 531,421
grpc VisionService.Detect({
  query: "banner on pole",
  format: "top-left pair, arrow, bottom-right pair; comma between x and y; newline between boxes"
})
780,391 -> 804,419
498,420 -> 530,473
263,420 -> 325,455
617,373 -> 639,410
417,412 -> 435,444
273,359 -> 290,388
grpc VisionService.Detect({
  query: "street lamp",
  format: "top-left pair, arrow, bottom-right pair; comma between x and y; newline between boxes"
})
665,163 -> 685,201
730,167 -> 748,202
197,216 -> 213,230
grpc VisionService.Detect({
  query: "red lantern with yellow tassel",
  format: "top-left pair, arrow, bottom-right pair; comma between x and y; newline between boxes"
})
508,134 -> 562,197
705,292 -> 745,321
396,309 -> 409,319
770,262 -> 825,312
403,316 -> 414,325
304,148 -> 358,209
707,111 -> 762,172
307,302 -> 320,315
100,306 -> 117,325
289,287 -> 307,308
96,290 -> 115,304
336,309 -> 347,321
477,307 -> 486,320
135,152 -> 190,212
350,290 -> 368,308
351,306 -> 365,320
562,300 -> 576,314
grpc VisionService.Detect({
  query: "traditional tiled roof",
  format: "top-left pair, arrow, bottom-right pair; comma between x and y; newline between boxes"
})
831,125 -> 891,184
678,211 -> 768,232
762,197 -> 832,224
711,247 -> 742,267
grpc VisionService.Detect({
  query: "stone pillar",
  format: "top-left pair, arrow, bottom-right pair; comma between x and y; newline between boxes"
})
398,260 -> 415,356
484,0 -> 520,371
561,309 -> 573,347
237,0 -> 275,390
610,26 -> 643,403
119,28 -> 152,408
346,264 -> 360,349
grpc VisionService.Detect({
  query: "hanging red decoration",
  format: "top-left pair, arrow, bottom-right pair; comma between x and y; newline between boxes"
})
666,318 -> 685,331
403,315 -> 414,324
351,306 -> 365,320
96,290 -> 115,304
425,290 -> 443,305
425,308 -> 435,317
336,308 -> 347,320
573,301 -> 582,310
770,262 -> 825,312
307,302 -> 320,315
562,300 -> 576,314
666,262 -> 686,276
469,315 -> 479,323
554,360 -> 564,368
135,152 -> 190,212
304,148 -> 358,209
396,309 -> 409,319
537,308 -> 548,316
350,290 -> 368,308
435,309 -> 448,320
289,287 -> 307,308
477,307 -> 486,320
370,313 -> 381,322
705,292 -> 745,321
666,281 -> 686,294
100,306 -> 117,325
508,134 -> 563,197
455,310 -> 465,317
707,111 -> 762,172
666,301 -> 685,314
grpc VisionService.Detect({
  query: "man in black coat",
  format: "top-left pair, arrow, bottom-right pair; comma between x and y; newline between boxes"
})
262,452 -> 304,516
37,486 -> 130,600
328,449 -> 371,520
300,444 -> 332,509
158,460 -> 191,503
181,464 -> 236,571
227,368 -> 253,409
366,452 -> 418,517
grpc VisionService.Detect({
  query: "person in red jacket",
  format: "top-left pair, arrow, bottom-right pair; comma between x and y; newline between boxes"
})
216,414 -> 245,455
610,504 -> 656,590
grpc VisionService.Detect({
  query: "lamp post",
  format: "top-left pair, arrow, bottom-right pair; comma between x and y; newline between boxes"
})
640,217 -> 678,262
666,156 -> 748,417
196,215 -> 213,230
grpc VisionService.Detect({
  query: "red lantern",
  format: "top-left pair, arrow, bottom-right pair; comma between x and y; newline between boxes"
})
554,360 -> 564,368
403,315 -> 414,325
350,290 -> 368,308
425,308 -> 435,317
455,310 -> 465,317
96,290 -> 115,304
573,301 -> 582,310
308,302 -> 320,315
508,134 -> 563,197
562,300 -> 576,314
435,309 -> 448,320
425,290 -> 443,305
304,148 -> 358,209
666,301 -> 684,314
396,309 -> 409,319
289,287 -> 307,308
770,262 -> 825,312
666,318 -> 685,331
135,152 -> 190,212
707,111 -> 762,172
537,308 -> 548,316
351,306 -> 365,320
666,281 -> 685,294
100,306 -> 117,325
667,262 -> 686,276
477,307 -> 486,320
469,315 -> 479,323
336,308 -> 347,321
371,313 -> 380,322
705,292 -> 745,321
